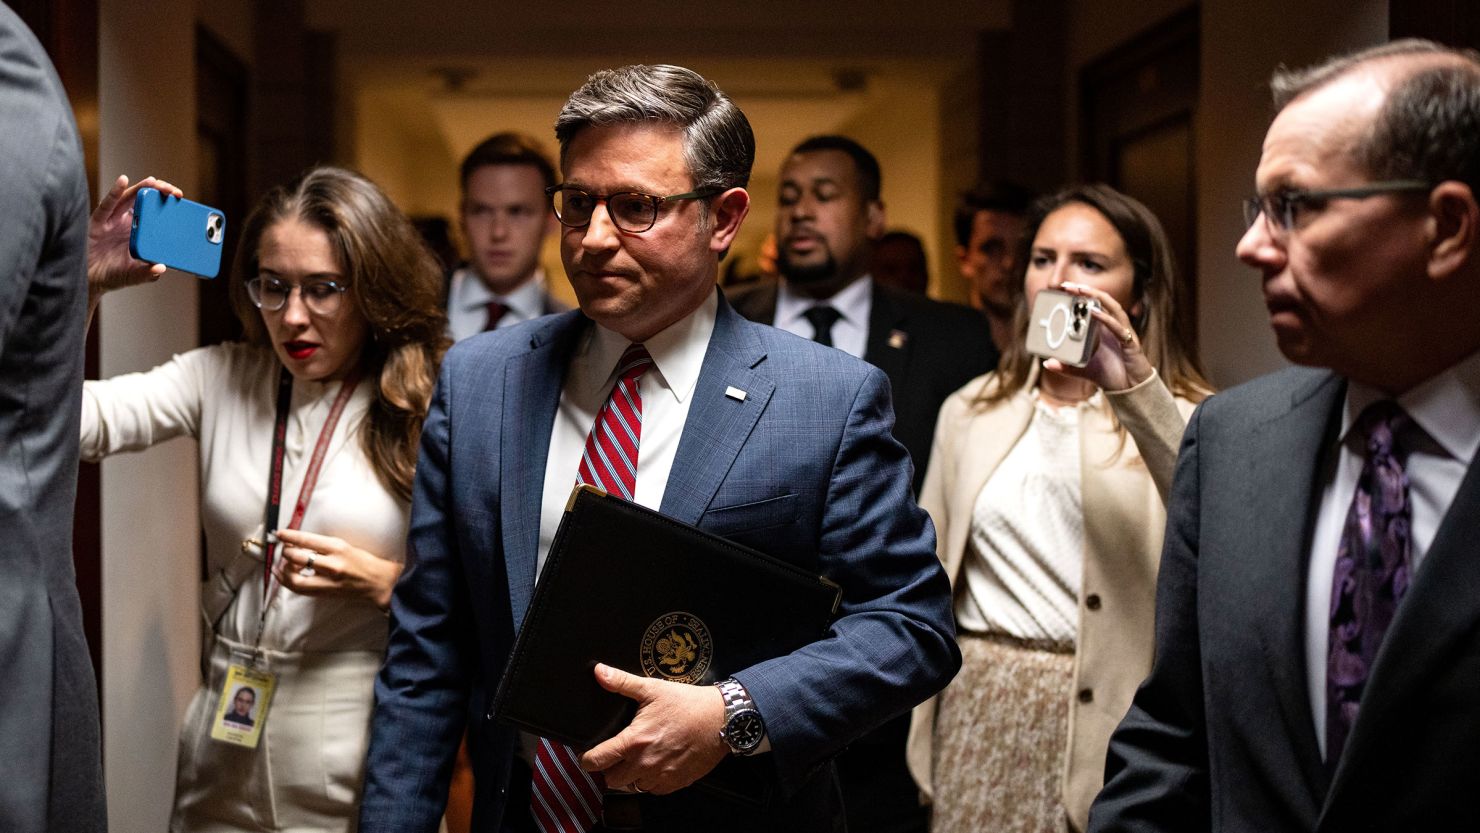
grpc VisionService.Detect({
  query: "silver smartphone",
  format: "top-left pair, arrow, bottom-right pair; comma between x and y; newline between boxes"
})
1024,287 -> 1101,367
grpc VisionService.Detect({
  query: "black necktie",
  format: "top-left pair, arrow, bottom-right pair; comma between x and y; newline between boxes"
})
802,305 -> 843,348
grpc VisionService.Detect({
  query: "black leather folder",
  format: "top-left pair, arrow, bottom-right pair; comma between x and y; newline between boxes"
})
492,484 -> 843,805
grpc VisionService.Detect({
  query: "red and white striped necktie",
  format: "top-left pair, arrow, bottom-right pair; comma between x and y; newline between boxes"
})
530,343 -> 654,833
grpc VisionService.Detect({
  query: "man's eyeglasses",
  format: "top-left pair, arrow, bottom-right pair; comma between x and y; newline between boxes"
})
245,277 -> 349,316
546,185 -> 722,234
1242,180 -> 1432,235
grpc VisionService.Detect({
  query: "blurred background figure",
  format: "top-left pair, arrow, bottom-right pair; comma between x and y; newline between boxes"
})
0,5 -> 106,832
81,167 -> 448,832
908,184 -> 1213,833
731,133 -> 993,833
411,215 -> 461,275
730,134 -> 996,495
448,131 -> 565,342
872,229 -> 930,295
955,180 -> 1035,353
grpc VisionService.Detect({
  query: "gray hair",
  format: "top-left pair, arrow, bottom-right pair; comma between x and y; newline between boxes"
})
554,64 -> 755,192
1271,39 -> 1480,192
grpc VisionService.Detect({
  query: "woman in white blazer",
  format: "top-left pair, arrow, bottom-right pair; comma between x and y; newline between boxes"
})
907,184 -> 1214,832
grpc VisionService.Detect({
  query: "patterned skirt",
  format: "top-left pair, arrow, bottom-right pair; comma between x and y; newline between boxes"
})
930,632 -> 1075,833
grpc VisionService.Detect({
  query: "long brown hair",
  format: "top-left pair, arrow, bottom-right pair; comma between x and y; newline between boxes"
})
984,183 -> 1213,406
230,166 -> 450,502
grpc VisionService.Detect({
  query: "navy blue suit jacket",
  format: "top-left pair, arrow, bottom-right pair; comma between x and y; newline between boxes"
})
360,294 -> 959,832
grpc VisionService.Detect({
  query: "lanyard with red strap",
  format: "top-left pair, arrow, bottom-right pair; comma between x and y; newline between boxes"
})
257,365 -> 362,611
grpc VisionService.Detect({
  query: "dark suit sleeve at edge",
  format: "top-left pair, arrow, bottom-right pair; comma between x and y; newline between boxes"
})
359,358 -> 474,833
735,365 -> 961,791
1088,402 -> 1212,833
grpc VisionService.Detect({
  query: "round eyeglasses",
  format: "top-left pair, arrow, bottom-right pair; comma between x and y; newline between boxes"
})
546,185 -> 721,234
245,276 -> 349,316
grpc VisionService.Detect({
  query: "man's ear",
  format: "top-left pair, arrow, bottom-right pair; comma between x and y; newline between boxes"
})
866,200 -> 887,240
709,187 -> 751,253
1427,180 -> 1478,282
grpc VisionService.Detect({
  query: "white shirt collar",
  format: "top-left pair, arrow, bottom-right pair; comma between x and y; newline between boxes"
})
580,290 -> 717,405
452,267 -> 548,319
1341,346 -> 1480,465
775,274 -> 873,330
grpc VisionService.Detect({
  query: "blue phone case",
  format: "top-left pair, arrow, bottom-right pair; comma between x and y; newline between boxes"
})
129,187 -> 227,279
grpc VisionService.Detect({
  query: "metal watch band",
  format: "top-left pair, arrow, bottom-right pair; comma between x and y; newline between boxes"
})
717,677 -> 754,712
716,677 -> 765,756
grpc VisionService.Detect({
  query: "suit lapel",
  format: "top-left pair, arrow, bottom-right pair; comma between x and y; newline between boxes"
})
1242,371 -> 1345,800
1325,447 -> 1480,804
661,296 -> 775,526
501,313 -> 583,628
863,283 -> 909,391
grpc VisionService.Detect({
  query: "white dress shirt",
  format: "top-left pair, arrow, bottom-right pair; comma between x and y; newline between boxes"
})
445,267 -> 552,343
536,291 -> 718,576
774,274 -> 872,359
956,392 -> 1098,644
1304,348 -> 1480,758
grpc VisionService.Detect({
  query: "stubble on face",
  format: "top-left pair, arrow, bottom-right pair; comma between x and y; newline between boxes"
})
774,149 -> 878,299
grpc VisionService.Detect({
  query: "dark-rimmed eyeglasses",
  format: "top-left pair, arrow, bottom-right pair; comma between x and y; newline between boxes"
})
245,276 -> 349,316
546,185 -> 722,233
1242,180 -> 1432,235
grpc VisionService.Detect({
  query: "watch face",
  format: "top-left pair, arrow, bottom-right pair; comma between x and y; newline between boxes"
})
725,708 -> 764,752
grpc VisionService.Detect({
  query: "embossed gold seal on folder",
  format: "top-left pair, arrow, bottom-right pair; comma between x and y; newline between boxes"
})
640,612 -> 712,683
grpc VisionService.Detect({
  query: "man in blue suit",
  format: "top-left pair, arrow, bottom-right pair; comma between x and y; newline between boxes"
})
360,64 -> 960,833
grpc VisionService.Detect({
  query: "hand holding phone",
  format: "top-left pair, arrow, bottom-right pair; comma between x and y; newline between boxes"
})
1025,287 -> 1101,367
129,187 -> 226,279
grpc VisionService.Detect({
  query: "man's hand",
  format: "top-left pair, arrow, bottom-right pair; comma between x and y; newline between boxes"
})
579,663 -> 729,795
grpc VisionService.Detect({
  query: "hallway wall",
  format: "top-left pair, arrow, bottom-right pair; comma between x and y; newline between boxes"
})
98,0 -> 203,829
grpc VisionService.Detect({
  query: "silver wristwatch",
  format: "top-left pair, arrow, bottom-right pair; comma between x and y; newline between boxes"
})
716,677 -> 765,756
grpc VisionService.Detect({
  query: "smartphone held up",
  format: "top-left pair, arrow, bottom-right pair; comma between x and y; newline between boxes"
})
1025,287 -> 1101,368
129,187 -> 227,279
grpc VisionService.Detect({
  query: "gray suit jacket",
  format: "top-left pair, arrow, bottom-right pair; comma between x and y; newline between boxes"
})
0,6 -> 105,832
1090,366 -> 1480,832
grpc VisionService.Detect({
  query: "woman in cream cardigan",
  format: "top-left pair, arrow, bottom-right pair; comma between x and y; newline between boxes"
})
906,184 -> 1213,832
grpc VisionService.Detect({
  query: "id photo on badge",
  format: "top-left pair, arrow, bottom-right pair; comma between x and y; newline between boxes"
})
210,663 -> 275,748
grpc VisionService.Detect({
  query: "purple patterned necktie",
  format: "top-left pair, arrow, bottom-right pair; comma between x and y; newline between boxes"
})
1326,400 -> 1413,765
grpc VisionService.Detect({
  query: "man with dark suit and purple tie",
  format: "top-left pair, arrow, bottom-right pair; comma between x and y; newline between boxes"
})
1089,39 -> 1480,833
360,64 -> 959,833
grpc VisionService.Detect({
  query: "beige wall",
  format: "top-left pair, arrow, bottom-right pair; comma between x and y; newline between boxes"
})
98,0 -> 213,829
835,79 -> 943,295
